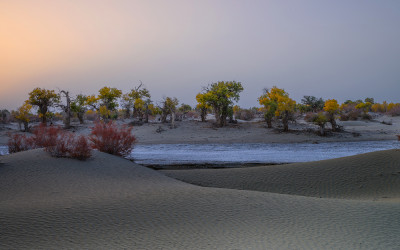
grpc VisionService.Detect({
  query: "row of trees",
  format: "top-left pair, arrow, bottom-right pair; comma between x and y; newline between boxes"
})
3,82 -> 400,134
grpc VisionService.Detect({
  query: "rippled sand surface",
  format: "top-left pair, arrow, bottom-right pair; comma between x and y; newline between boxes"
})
1,149 -> 400,249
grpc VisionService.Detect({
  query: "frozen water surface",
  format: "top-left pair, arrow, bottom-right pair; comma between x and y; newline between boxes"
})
129,141 -> 400,165
1,141 -> 399,165
0,146 -> 7,156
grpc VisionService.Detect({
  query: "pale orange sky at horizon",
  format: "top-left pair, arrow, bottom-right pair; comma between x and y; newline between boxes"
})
1,0 -> 399,110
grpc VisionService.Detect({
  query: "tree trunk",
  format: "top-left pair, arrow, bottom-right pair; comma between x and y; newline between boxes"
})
40,106 -> 47,124
200,108 -> 206,122
214,107 -> 221,127
78,113 -> 84,124
145,111 -> 149,123
61,90 -> 71,129
161,111 -> 168,123
330,115 -> 338,132
265,116 -> 273,128
282,111 -> 289,132
23,121 -> 29,132
170,112 -> 176,128
319,124 -> 325,136
125,108 -> 130,119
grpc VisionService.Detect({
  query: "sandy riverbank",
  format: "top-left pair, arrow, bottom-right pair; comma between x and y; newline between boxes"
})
1,114 -> 400,146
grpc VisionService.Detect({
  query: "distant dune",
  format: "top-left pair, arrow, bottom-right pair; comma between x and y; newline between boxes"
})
1,149 -> 400,249
163,149 -> 400,201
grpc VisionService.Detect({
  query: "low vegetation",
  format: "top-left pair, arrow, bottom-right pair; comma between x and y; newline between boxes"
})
7,121 -> 136,160
1,83 -> 399,138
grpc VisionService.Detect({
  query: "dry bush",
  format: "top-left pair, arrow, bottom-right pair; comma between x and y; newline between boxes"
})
235,109 -> 255,121
7,124 -> 91,160
32,124 -> 62,148
90,121 -> 136,157
69,135 -> 92,160
388,105 -> 400,117
7,133 -> 36,153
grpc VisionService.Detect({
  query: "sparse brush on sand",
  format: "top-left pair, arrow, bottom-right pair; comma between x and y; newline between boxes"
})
1,149 -> 400,249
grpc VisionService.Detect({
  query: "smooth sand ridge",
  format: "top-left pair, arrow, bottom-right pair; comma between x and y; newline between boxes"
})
1,150 -> 400,249
162,149 -> 400,201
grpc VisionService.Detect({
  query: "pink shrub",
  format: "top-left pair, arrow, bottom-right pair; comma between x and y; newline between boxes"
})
90,121 -> 136,156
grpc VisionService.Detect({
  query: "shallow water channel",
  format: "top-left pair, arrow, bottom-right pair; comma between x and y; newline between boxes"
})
1,140 -> 399,166
128,140 -> 400,166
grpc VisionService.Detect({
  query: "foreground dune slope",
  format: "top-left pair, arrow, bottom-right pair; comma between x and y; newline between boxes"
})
163,149 -> 400,200
1,149 -> 400,249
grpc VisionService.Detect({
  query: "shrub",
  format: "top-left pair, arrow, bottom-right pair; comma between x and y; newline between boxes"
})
7,125 -> 92,160
388,105 -> 400,117
7,133 -> 36,153
90,121 -> 136,157
69,135 -> 92,160
235,109 -> 255,121
32,124 -> 63,148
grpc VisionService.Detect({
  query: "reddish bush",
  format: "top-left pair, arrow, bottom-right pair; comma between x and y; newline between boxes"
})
32,124 -> 63,148
7,124 -> 92,160
7,133 -> 36,153
69,135 -> 92,160
90,121 -> 136,156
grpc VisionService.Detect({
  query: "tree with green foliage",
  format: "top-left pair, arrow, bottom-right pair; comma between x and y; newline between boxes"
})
71,94 -> 88,124
201,81 -> 243,127
301,96 -> 325,112
309,112 -> 328,136
160,97 -> 179,128
28,87 -> 60,124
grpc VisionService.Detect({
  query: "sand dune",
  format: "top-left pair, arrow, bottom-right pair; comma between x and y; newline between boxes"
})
163,149 -> 400,200
1,150 -> 400,249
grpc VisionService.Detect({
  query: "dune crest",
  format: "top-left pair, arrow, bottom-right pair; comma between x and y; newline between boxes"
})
163,149 -> 400,200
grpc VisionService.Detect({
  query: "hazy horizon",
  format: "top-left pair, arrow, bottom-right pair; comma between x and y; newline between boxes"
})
1,0 -> 399,110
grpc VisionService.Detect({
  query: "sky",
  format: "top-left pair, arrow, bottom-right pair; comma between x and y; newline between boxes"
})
1,0 -> 399,110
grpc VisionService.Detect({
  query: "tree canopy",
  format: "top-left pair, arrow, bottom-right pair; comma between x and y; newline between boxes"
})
28,88 -> 60,124
201,81 -> 243,127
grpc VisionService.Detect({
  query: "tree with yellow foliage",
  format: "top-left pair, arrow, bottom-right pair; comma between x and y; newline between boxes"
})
28,88 -> 60,124
98,86 -> 122,111
201,81 -> 243,127
323,99 -> 340,131
196,93 -> 211,122
12,102 -> 32,131
259,86 -> 296,131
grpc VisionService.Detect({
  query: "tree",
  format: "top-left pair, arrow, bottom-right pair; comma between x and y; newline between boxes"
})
301,96 -> 324,112
202,81 -> 243,127
258,88 -> 278,128
128,83 -> 151,120
308,112 -> 328,136
160,97 -> 179,128
12,102 -> 32,131
323,99 -> 340,131
0,109 -> 10,123
71,94 -> 88,124
259,86 -> 296,131
364,97 -> 374,104
196,93 -> 210,122
28,88 -> 60,124
58,90 -> 72,129
97,86 -> 122,119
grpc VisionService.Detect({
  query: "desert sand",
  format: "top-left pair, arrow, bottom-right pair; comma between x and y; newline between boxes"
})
1,149 -> 400,249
